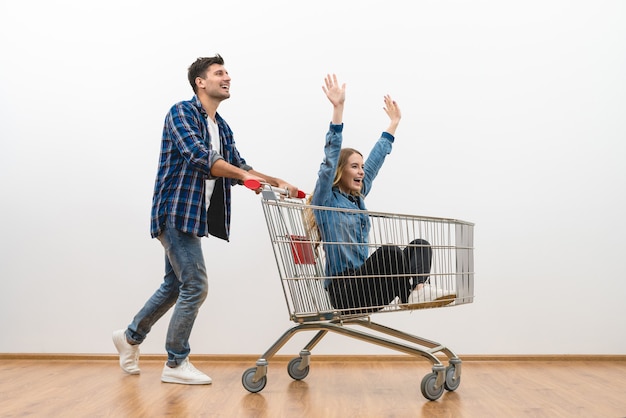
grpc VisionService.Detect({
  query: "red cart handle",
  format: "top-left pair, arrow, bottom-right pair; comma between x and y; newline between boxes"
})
243,179 -> 306,198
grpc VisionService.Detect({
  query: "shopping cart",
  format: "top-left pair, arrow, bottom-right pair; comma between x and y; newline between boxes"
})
241,185 -> 474,401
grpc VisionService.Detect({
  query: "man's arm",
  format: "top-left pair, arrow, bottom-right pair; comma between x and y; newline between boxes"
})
210,161 -> 299,197
247,169 -> 299,197
210,159 -> 262,185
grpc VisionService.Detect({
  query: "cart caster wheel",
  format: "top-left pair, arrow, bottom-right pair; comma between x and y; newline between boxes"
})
420,372 -> 444,401
444,364 -> 461,391
287,357 -> 309,381
242,367 -> 267,393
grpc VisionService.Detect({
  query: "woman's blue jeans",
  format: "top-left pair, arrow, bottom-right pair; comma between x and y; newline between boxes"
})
126,223 -> 208,367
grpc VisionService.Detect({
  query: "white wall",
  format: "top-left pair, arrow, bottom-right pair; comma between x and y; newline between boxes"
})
1,0 -> 624,356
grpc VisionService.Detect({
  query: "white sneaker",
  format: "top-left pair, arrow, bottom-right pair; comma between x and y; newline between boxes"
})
161,358 -> 212,385
381,296 -> 402,312
406,284 -> 456,309
112,329 -> 140,375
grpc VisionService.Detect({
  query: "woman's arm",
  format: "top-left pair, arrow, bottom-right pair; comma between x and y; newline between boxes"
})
382,94 -> 401,136
360,96 -> 401,197
312,75 -> 347,205
322,74 -> 345,124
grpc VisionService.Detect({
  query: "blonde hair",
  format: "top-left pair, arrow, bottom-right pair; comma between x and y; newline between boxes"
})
305,148 -> 363,244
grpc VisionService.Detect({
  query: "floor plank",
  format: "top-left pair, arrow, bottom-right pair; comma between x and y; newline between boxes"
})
0,358 -> 625,417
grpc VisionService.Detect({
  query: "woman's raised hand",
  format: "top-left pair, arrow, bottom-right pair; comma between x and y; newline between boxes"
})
383,95 -> 401,123
383,95 -> 401,136
322,74 -> 346,107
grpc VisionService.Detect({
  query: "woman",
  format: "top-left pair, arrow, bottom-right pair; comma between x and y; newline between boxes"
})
308,74 -> 455,313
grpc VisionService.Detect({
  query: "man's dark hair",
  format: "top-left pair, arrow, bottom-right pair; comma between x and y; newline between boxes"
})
188,54 -> 225,93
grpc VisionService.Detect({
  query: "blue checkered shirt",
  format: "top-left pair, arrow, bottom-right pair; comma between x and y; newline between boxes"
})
150,95 -> 250,239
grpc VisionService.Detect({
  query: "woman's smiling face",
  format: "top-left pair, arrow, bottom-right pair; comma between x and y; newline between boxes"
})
338,152 -> 365,194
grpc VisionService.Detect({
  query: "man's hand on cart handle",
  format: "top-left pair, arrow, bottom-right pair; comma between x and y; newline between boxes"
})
243,179 -> 306,198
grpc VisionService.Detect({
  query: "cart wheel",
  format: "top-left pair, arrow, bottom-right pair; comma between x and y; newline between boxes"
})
420,372 -> 444,401
242,367 -> 267,393
443,364 -> 461,391
287,357 -> 310,381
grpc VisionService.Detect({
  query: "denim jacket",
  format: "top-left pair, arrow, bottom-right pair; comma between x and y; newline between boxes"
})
311,123 -> 394,285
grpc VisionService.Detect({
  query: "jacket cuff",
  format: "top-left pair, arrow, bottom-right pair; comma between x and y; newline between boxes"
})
381,131 -> 395,143
329,123 -> 344,133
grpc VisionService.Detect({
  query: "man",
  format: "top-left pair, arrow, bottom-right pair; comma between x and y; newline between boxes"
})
113,55 -> 298,385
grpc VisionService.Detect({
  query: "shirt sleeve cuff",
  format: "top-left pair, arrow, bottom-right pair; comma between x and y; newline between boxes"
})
207,154 -> 225,179
329,123 -> 344,133
381,131 -> 395,143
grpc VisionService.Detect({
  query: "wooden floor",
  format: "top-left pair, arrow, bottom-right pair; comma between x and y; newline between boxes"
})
1,356 -> 625,417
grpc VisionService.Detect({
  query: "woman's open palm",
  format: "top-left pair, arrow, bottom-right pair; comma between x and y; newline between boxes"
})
322,74 -> 346,107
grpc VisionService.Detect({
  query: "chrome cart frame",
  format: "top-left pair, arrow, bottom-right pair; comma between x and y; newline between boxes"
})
242,188 -> 474,401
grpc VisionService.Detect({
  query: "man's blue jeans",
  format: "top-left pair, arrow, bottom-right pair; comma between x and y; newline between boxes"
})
126,223 -> 208,367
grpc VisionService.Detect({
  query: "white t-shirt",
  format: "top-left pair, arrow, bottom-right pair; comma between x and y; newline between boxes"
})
205,117 -> 221,208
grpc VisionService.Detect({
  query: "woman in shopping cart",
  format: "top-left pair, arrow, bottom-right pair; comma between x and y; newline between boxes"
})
308,74 -> 455,313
